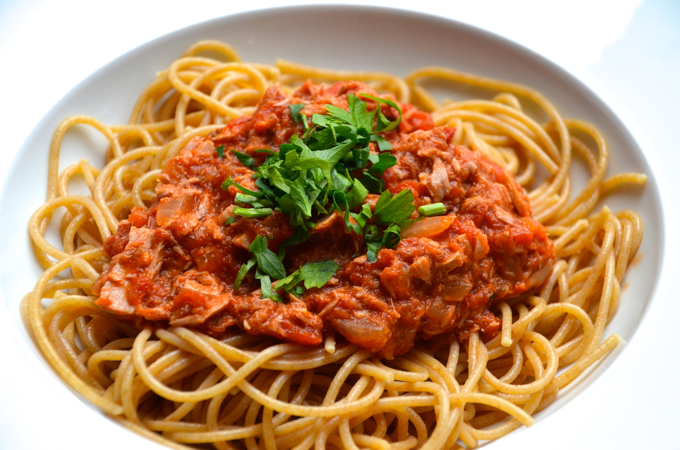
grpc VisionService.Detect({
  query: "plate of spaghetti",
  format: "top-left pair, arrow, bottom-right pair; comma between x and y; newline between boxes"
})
0,5 -> 662,450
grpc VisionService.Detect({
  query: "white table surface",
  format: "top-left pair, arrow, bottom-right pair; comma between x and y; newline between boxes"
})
0,1 -> 677,449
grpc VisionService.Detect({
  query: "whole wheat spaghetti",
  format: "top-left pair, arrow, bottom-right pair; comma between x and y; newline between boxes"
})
24,40 -> 644,450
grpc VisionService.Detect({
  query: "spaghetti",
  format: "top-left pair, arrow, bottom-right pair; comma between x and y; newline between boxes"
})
24,40 -> 644,449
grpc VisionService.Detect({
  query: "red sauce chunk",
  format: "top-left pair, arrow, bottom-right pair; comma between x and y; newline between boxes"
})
92,81 -> 554,359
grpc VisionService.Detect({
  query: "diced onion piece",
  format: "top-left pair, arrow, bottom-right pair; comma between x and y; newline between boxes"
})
402,215 -> 454,238
157,196 -> 194,225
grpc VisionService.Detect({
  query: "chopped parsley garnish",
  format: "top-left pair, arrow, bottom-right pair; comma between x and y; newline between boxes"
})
366,223 -> 403,263
275,259 -> 340,293
248,235 -> 286,280
374,189 -> 417,226
289,103 -> 305,123
215,145 -> 225,158
222,93 -> 414,299
231,150 -> 255,169
234,258 -> 255,291
233,207 -> 273,218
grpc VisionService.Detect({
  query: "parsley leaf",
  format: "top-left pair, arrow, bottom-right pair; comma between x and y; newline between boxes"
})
358,93 -> 403,132
257,273 -> 284,302
371,134 -> 392,151
274,259 -> 339,293
314,141 -> 355,171
368,153 -> 397,177
331,170 -> 352,192
215,145 -> 225,158
325,104 -> 353,125
222,177 -> 262,198
381,223 -> 402,249
347,178 -> 368,209
352,147 -> 371,169
289,103 -> 305,123
300,260 -> 340,289
265,166 -> 292,193
361,172 -> 384,194
255,178 -> 276,197
274,269 -> 304,293
352,203 -> 373,228
234,258 -> 255,290
283,178 -> 314,217
249,236 -> 286,280
231,150 -> 255,169
364,223 -> 402,263
374,189 -> 416,226
348,94 -> 377,132
366,241 -> 382,263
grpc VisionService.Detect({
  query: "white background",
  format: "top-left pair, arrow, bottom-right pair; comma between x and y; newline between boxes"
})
0,1 -> 678,449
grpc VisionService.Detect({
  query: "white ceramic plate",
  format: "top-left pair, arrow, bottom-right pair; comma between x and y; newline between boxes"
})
0,5 -> 663,449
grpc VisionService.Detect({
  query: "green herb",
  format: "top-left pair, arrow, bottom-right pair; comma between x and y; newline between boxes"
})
273,269 -> 304,293
215,145 -> 225,158
418,203 -> 447,217
374,189 -> 417,226
358,93 -> 403,132
257,273 -> 284,302
300,260 -> 340,289
361,172 -> 384,194
235,193 -> 273,208
364,223 -> 403,263
346,178 -> 368,209
371,134 -> 392,152
234,258 -> 255,290
352,203 -> 372,229
249,236 -> 286,280
233,207 -> 273,218
274,259 -> 339,293
225,216 -> 235,226
223,94 -> 413,300
368,153 -> 397,177
222,177 -> 262,198
289,104 -> 310,136
362,188 -> 417,263
381,223 -> 402,248
231,150 -> 255,170
289,103 -> 305,123
366,241 -> 382,263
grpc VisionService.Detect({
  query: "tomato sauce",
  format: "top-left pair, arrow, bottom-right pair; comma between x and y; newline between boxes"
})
93,81 -> 554,358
